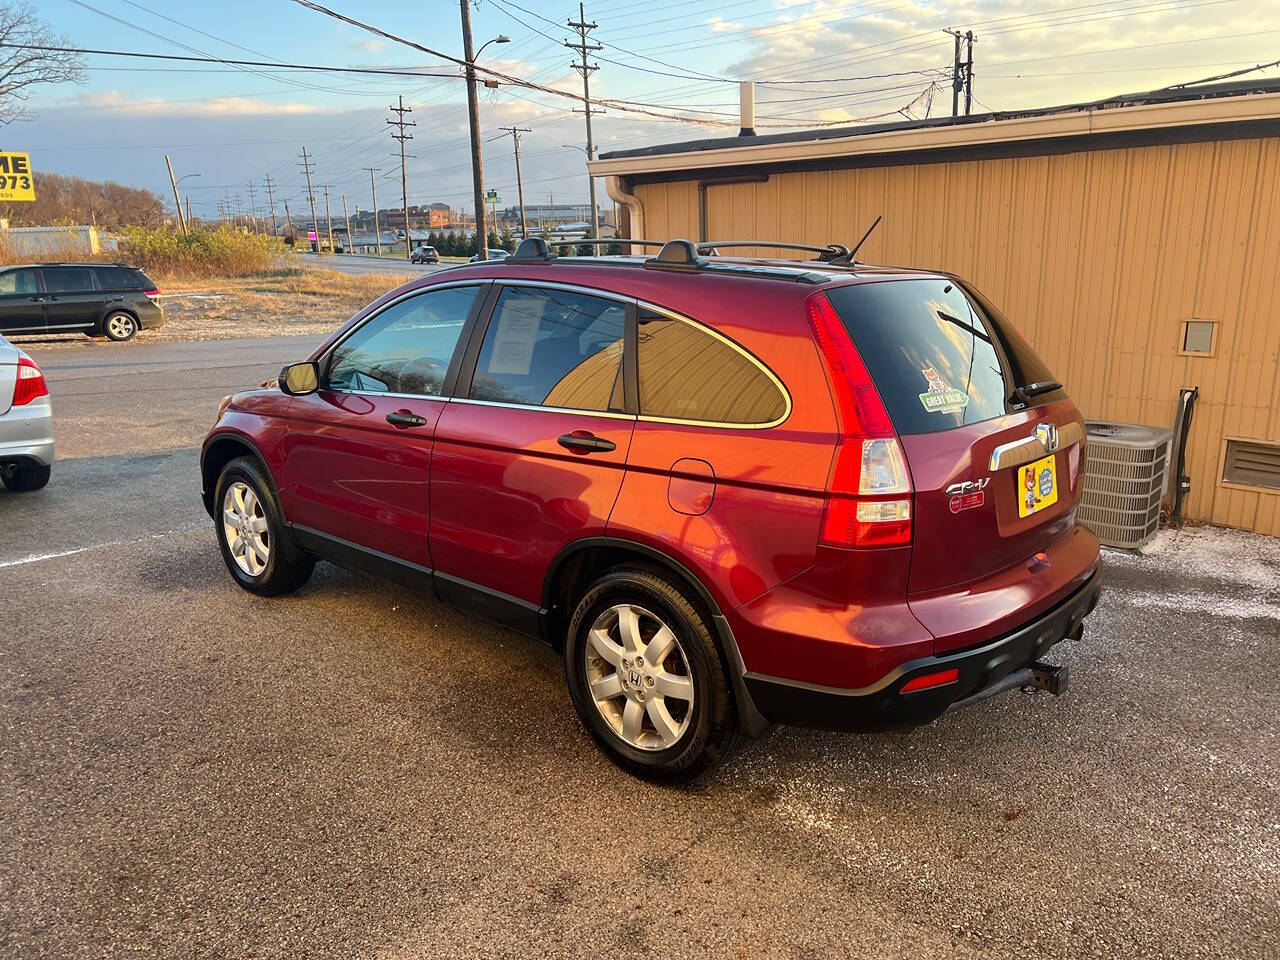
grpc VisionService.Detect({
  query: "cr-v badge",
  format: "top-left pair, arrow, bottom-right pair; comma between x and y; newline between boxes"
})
946,477 -> 990,513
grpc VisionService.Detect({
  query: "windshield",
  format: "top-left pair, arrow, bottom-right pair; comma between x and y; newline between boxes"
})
824,278 -> 1065,436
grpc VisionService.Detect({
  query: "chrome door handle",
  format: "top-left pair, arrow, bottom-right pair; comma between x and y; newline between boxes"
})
558,432 -> 616,453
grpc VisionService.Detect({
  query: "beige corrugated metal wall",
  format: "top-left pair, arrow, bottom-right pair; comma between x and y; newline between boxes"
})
631,135 -> 1280,534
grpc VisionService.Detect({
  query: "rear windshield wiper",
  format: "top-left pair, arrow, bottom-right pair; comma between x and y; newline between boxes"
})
1011,380 -> 1062,405
936,309 -> 991,343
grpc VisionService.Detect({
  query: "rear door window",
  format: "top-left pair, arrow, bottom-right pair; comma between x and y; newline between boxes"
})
42,267 -> 98,294
637,309 -> 787,425
468,286 -> 625,412
326,286 -> 478,396
824,278 -> 1062,436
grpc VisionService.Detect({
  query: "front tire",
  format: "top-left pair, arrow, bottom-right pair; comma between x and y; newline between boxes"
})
214,456 -> 313,596
565,566 -> 742,784
2,462 -> 51,491
103,311 -> 138,342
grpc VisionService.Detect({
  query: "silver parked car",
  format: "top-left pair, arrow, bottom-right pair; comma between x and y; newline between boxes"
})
0,333 -> 53,491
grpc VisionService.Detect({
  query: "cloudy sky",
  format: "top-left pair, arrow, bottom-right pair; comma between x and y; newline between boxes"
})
17,0 -> 1280,220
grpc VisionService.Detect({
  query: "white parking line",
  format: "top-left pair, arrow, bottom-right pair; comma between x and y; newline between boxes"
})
0,525 -> 204,568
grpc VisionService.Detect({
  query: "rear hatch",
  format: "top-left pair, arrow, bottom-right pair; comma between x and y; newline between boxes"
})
0,337 -> 18,416
824,278 -> 1088,651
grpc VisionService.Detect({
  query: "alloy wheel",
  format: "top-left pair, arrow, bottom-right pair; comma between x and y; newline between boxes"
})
222,480 -> 270,577
106,313 -> 136,340
584,603 -> 695,751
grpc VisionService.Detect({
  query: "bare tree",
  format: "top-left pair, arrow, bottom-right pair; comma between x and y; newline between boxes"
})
0,2 -> 84,124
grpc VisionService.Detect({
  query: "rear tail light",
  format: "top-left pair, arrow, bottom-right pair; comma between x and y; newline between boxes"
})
143,288 -> 160,298
12,356 -> 48,406
807,292 -> 912,548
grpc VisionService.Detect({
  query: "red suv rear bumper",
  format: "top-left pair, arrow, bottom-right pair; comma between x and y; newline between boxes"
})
739,566 -> 1101,731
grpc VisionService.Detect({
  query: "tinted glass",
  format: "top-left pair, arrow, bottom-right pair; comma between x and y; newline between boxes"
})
470,286 -> 624,412
637,312 -> 786,424
825,279 -> 1062,436
43,267 -> 96,293
95,266 -> 136,289
0,269 -> 38,295
326,286 -> 477,396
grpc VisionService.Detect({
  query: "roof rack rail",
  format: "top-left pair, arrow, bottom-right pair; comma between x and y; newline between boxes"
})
696,240 -> 851,262
536,238 -> 665,249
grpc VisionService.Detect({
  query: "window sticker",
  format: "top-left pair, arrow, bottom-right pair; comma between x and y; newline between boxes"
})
918,366 -> 969,414
486,295 -> 542,376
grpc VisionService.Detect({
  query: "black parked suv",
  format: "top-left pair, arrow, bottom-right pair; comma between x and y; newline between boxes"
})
0,263 -> 164,341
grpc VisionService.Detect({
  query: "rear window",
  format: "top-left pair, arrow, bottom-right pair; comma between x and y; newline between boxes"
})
638,310 -> 787,425
824,278 -> 1065,436
95,266 -> 141,289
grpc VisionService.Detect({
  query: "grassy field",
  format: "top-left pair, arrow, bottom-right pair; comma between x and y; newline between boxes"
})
148,267 -> 413,343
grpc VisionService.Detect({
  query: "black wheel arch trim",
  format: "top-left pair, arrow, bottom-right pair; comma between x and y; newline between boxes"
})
200,431 -> 283,520
542,535 -> 772,737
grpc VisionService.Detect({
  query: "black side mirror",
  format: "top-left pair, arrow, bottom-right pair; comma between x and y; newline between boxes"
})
279,361 -> 319,396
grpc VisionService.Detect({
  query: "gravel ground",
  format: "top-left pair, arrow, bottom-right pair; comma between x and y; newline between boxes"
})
1,337 -> 1277,959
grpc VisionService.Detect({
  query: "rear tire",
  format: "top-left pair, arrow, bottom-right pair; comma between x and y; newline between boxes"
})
214,456 -> 313,596
565,566 -> 742,784
2,462 -> 51,491
103,311 -> 138,342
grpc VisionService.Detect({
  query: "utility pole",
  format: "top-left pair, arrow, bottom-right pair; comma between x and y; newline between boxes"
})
246,180 -> 259,232
342,193 -> 353,256
945,28 -> 976,116
364,167 -> 382,257
185,195 -> 192,230
164,154 -> 188,235
388,95 -> 415,259
321,185 -> 334,254
566,3 -> 602,240
964,30 -> 975,116
233,192 -> 243,228
499,126 -> 531,237
283,198 -> 295,245
459,0 -> 488,260
262,173 -> 278,237
299,147 -> 318,253
947,29 -> 961,117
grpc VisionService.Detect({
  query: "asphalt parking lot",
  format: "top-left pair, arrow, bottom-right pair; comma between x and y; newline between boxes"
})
2,334 -> 1278,959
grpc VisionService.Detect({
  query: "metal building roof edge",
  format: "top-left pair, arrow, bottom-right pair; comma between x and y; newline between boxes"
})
590,79 -> 1280,177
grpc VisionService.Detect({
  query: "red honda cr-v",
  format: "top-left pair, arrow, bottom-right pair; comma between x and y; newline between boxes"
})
201,237 -> 1100,782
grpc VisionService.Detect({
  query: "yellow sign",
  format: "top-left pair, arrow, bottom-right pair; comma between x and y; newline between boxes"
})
0,152 -> 35,202
1018,454 -> 1059,518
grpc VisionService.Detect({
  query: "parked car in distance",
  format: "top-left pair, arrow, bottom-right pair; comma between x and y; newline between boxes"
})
0,333 -> 53,491
410,245 -> 440,264
468,248 -> 511,262
201,236 -> 1101,783
0,263 -> 164,341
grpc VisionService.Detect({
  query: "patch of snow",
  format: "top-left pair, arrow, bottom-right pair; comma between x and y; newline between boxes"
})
1104,524 -> 1280,593
1121,589 -> 1279,622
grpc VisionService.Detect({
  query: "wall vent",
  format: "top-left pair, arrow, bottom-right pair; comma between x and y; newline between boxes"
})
1223,439 -> 1280,491
1078,422 -> 1172,550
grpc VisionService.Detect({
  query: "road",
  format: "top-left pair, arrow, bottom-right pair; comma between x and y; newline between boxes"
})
294,252 -> 453,277
2,336 -> 1277,959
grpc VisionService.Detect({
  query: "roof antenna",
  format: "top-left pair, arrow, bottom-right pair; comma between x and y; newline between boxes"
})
848,215 -> 882,262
